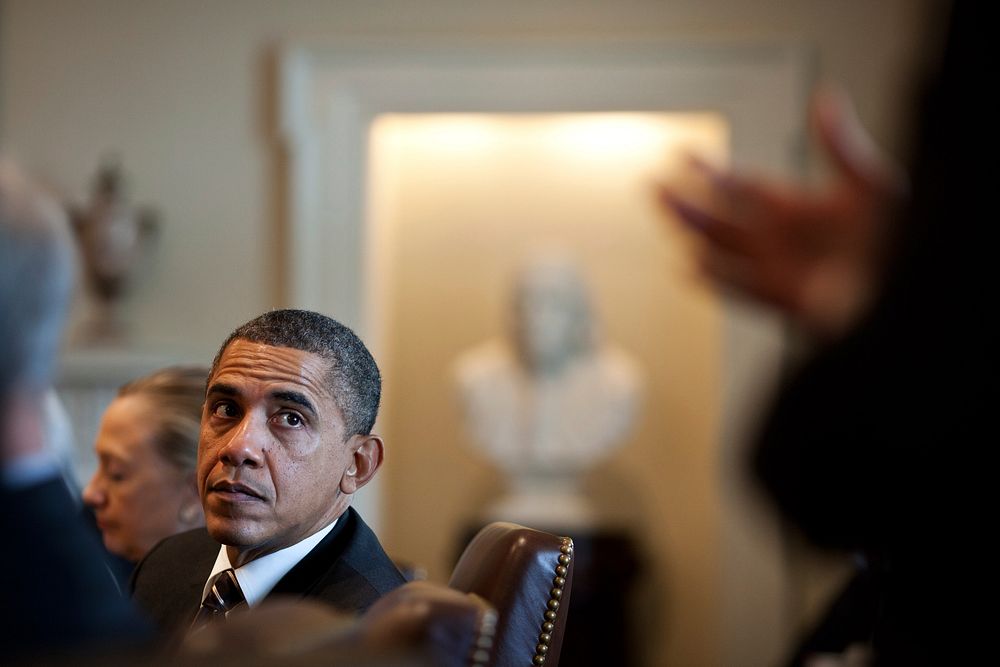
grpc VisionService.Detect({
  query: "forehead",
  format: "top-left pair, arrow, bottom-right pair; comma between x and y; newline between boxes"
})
211,340 -> 332,401
95,395 -> 158,459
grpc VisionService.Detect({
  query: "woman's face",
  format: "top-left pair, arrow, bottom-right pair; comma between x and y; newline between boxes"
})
82,394 -> 200,562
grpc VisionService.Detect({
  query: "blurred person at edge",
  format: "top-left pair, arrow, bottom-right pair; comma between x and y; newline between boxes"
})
83,366 -> 208,569
659,1 -> 984,664
0,158 -> 149,658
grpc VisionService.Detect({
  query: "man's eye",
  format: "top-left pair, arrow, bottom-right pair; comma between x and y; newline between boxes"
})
275,412 -> 303,428
212,402 -> 238,418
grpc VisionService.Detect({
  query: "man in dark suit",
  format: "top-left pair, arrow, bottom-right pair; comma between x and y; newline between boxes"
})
0,160 -> 149,658
131,309 -> 405,638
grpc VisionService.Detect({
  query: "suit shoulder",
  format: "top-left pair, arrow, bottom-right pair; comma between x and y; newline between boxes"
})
291,508 -> 404,613
139,528 -> 216,569
130,528 -> 216,594
342,509 -> 406,594
130,528 -> 219,635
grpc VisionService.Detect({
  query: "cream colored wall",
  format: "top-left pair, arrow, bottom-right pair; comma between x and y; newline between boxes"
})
1,1 -> 932,665
0,0 -> 930,352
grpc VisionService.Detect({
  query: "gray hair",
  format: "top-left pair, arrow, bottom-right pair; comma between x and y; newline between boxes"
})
0,161 -> 76,396
210,310 -> 381,436
118,365 -> 208,476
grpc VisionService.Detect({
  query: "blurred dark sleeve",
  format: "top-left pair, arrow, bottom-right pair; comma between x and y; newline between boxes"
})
784,564 -> 880,666
751,2 -> 986,661
0,476 -> 151,657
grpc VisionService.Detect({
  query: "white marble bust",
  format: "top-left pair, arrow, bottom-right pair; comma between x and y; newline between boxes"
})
454,252 -> 642,529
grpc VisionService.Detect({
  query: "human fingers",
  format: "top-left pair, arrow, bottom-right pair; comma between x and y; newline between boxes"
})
685,153 -> 817,231
656,185 -> 755,256
811,84 -> 906,196
656,184 -> 722,233
697,247 -> 800,314
700,247 -> 752,291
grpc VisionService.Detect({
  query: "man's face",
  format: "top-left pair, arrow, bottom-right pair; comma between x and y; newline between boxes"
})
198,339 -> 353,564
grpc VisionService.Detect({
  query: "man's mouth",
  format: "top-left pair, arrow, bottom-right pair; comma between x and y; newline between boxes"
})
209,480 -> 265,502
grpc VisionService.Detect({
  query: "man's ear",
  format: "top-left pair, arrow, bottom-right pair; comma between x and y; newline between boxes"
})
340,434 -> 384,495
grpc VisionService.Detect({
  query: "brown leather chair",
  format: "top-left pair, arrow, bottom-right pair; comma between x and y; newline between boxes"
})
449,523 -> 575,667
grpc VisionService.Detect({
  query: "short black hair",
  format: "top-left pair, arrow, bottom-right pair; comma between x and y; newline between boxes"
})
210,309 -> 381,436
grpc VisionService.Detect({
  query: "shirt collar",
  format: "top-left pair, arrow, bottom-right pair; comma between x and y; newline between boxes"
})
202,517 -> 338,608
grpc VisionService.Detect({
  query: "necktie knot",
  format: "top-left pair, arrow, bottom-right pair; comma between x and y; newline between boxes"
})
191,568 -> 247,631
204,569 -> 246,612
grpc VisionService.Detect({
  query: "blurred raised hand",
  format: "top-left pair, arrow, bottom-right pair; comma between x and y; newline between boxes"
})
658,86 -> 907,340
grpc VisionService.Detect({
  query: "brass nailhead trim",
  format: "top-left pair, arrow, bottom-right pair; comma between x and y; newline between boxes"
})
532,536 -> 573,667
469,607 -> 497,667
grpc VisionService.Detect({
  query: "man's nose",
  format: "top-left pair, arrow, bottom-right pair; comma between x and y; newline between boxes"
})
82,474 -> 104,508
218,415 -> 266,469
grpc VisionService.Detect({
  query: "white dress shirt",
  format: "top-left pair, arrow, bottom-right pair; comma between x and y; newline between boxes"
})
201,518 -> 338,608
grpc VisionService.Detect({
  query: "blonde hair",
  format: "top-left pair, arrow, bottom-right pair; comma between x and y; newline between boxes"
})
118,365 -> 207,474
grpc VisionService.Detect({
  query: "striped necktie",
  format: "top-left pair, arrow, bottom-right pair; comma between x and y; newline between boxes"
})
190,568 -> 247,631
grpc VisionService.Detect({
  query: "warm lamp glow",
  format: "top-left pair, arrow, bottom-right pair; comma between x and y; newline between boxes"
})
540,114 -> 693,160
371,112 -> 728,166
372,114 -> 502,153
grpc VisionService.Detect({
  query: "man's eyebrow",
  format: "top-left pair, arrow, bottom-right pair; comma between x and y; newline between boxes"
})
272,390 -> 317,417
206,383 -> 240,397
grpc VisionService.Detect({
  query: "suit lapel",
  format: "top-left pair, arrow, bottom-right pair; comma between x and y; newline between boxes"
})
267,507 -> 358,602
178,532 -> 223,626
265,507 -> 402,614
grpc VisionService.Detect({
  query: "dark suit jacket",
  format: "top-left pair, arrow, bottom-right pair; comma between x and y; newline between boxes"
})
130,506 -> 404,635
1,476 -> 150,658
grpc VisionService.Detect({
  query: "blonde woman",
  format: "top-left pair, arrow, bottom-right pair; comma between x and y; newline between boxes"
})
83,366 -> 207,562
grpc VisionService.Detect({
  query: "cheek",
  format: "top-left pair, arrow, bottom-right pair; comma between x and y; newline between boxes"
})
124,478 -> 165,510
266,450 -> 319,502
303,448 -> 350,488
133,479 -> 187,530
262,451 -> 289,487
196,439 -> 220,484
195,457 -> 211,490
105,480 -> 139,509
100,483 -> 143,540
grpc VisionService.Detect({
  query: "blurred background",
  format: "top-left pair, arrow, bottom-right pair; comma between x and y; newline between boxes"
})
0,1 -> 936,665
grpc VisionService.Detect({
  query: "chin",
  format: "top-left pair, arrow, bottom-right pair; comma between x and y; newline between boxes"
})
102,533 -> 122,554
205,514 -> 257,547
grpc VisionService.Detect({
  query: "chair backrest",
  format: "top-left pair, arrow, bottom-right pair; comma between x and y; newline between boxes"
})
449,523 -> 574,667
